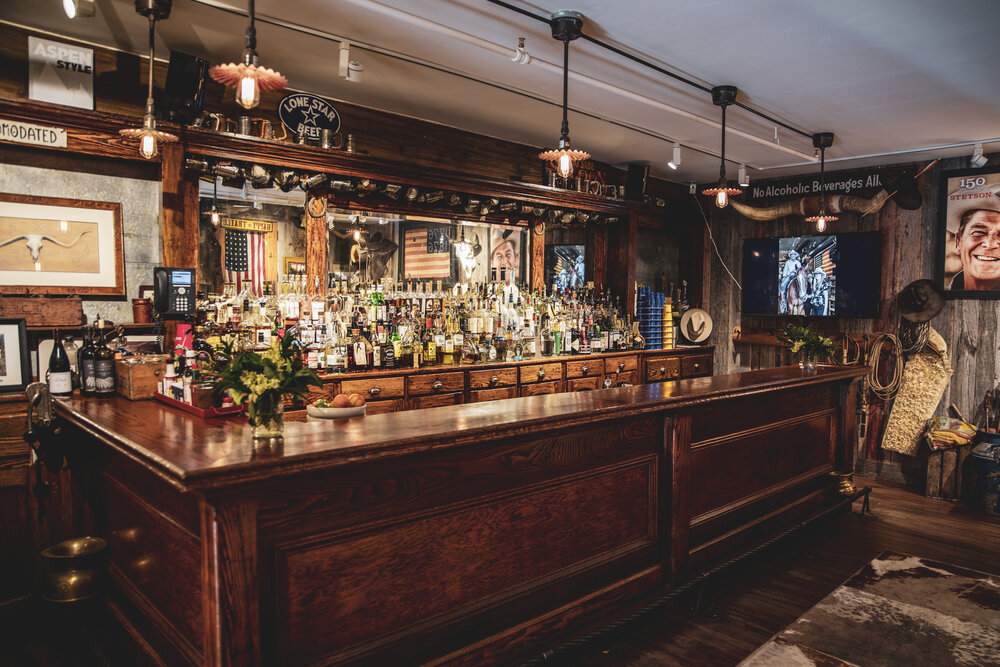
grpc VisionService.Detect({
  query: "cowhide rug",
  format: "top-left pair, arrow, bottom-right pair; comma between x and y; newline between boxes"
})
739,551 -> 1000,666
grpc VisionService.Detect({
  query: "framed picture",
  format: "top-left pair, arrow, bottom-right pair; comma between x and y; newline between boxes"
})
938,166 -> 1000,297
284,256 -> 306,276
0,193 -> 125,296
0,319 -> 30,393
545,244 -> 586,289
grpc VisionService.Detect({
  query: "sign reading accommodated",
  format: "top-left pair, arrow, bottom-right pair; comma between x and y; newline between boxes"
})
0,120 -> 67,148
221,217 -> 274,233
28,37 -> 94,110
278,93 -> 341,142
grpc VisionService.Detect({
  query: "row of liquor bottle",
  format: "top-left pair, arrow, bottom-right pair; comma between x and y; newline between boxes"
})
191,277 -> 649,373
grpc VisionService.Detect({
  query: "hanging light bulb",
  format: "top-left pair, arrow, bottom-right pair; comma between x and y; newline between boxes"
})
701,86 -> 742,209
119,3 -> 177,159
805,132 -> 837,232
539,11 -> 590,181
353,229 -> 361,241
209,175 -> 221,225
209,0 -> 287,110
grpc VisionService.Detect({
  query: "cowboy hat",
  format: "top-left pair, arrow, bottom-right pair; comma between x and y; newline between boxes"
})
898,279 -> 944,323
946,178 -> 1000,235
679,308 -> 713,344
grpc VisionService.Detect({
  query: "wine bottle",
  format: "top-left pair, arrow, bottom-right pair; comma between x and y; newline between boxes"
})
78,327 -> 96,397
93,328 -> 117,397
47,328 -> 72,397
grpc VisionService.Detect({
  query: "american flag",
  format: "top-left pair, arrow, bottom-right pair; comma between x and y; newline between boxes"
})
403,228 -> 451,279
224,228 -> 266,296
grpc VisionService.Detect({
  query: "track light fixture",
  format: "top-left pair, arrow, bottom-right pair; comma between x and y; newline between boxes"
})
119,1 -> 177,159
538,11 -> 590,180
63,0 -> 95,19
971,143 -> 989,168
701,85 -> 742,208
738,164 -> 749,187
209,0 -> 287,109
668,142 -> 681,170
805,132 -> 836,232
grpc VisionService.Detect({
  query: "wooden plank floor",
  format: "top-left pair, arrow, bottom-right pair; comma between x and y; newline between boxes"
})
533,478 -> 1000,667
2,478 -> 998,667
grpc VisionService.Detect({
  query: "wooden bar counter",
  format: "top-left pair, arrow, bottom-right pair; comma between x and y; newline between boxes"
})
54,365 -> 865,666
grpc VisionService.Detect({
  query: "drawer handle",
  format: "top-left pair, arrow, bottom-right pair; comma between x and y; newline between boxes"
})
369,387 -> 381,397
432,380 -> 444,391
659,366 -> 666,375
582,365 -> 590,375
154,369 -> 161,377
618,361 -> 625,372
489,375 -> 499,386
537,368 -> 546,379
693,363 -> 700,370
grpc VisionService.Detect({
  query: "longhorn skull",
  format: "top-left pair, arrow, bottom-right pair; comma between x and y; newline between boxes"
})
0,231 -> 91,262
728,189 -> 892,221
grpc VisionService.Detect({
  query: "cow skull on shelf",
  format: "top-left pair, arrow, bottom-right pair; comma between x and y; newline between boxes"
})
0,231 -> 90,265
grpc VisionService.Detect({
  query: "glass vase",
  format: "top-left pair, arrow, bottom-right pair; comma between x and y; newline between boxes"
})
801,355 -> 817,374
250,397 -> 284,439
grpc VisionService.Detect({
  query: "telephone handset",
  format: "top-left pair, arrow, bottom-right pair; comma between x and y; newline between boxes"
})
153,267 -> 196,315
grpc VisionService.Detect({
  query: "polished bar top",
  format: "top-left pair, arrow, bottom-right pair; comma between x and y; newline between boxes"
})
55,365 -> 866,491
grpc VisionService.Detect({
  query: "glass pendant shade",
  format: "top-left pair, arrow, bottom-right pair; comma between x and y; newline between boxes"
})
119,13 -> 177,159
539,12 -> 589,181
701,86 -> 740,208
805,133 -> 837,231
209,0 -> 287,110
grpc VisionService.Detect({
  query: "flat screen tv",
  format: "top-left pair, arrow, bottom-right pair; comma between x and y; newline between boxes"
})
742,231 -> 881,317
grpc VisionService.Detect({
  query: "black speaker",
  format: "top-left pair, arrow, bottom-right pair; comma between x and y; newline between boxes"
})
161,51 -> 208,125
624,163 -> 650,201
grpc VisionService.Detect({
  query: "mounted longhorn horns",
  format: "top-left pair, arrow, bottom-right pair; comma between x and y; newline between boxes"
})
728,189 -> 893,221
0,231 -> 91,262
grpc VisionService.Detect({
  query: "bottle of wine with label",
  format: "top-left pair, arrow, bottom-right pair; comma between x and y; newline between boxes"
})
48,329 -> 73,397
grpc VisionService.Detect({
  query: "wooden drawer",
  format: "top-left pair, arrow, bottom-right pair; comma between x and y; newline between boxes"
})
568,376 -> 602,392
682,354 -> 713,378
646,356 -> 681,383
520,362 -> 562,384
407,371 -> 465,397
0,410 -> 28,467
519,381 -> 562,397
469,387 -> 517,403
365,399 -> 402,415
469,367 -> 517,389
285,409 -> 308,423
407,393 -> 463,410
606,371 -> 637,387
605,356 -> 638,375
566,358 -> 604,379
341,376 -> 405,399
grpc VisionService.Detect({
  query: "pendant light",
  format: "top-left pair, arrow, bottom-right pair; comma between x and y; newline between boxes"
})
209,0 -> 287,110
119,1 -> 177,160
701,85 -> 742,208
210,176 -> 221,226
805,132 -> 836,232
538,11 -> 590,180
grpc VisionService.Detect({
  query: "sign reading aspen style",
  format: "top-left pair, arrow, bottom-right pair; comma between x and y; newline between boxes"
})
221,218 -> 274,233
0,120 -> 67,148
28,36 -> 94,110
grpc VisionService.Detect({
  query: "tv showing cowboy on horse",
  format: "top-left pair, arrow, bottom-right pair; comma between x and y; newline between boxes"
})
778,236 -> 836,316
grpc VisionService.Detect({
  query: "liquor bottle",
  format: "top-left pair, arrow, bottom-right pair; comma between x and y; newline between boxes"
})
160,356 -> 176,395
631,321 -> 647,350
423,319 -> 438,366
47,329 -> 73,397
347,328 -> 368,372
93,327 -> 117,397
78,327 -> 96,397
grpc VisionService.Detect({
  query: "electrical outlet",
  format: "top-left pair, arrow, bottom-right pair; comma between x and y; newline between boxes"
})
689,182 -> 696,194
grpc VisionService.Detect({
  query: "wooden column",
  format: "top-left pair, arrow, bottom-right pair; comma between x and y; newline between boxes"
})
668,414 -> 692,583
306,207 -> 328,294
586,223 -> 608,292
530,227 -> 545,292
160,142 -> 198,270
200,498 -> 261,667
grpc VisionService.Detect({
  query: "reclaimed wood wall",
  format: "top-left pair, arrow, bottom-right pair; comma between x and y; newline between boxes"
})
704,152 -> 999,481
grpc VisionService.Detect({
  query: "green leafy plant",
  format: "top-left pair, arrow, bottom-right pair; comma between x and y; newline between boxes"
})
216,329 -> 321,426
778,324 -> 835,360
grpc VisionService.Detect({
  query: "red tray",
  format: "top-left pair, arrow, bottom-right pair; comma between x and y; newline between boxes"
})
154,392 -> 245,418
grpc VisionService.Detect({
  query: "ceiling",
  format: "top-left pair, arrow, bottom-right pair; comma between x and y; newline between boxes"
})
5,0 -> 1000,185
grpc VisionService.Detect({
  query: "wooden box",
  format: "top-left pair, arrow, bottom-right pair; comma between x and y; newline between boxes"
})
0,296 -> 84,326
116,357 -> 167,400
925,444 -> 972,501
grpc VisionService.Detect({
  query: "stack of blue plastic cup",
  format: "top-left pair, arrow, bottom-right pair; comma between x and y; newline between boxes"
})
636,287 -> 663,350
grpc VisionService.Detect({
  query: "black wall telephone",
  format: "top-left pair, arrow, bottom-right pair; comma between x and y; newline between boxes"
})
153,267 -> 196,315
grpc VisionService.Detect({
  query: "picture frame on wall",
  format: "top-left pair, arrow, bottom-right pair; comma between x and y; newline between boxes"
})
938,165 -> 1000,298
0,319 -> 31,393
0,193 -> 125,296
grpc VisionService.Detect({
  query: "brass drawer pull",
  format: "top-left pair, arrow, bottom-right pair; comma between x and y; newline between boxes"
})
537,368 -> 546,379
432,380 -> 444,391
618,361 -> 625,372
659,366 -> 667,375
490,376 -> 499,386
582,365 -> 589,375
369,387 -> 381,396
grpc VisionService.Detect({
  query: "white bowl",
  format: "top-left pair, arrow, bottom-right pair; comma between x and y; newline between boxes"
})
306,404 -> 366,419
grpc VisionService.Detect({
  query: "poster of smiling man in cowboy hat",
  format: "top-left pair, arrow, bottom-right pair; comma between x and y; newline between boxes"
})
941,167 -> 1000,293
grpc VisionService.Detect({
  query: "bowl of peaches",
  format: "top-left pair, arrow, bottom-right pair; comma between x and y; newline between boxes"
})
306,393 -> 367,419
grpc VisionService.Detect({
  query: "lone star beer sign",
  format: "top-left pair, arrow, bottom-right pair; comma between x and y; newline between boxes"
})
278,93 -> 341,142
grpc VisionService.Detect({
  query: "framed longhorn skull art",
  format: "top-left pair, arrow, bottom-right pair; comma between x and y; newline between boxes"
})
0,193 -> 124,296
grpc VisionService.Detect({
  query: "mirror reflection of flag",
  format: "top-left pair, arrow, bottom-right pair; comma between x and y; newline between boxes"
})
224,227 -> 266,296
404,228 -> 450,279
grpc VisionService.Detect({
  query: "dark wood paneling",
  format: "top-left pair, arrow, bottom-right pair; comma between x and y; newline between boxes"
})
274,461 -> 655,665
0,466 -> 31,605
688,384 -> 837,445
687,411 -> 836,518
